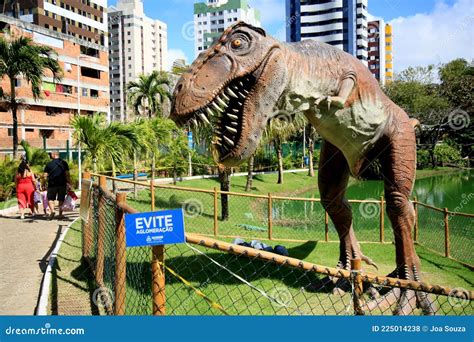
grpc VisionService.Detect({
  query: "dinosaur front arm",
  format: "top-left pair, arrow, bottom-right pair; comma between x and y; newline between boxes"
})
316,70 -> 357,110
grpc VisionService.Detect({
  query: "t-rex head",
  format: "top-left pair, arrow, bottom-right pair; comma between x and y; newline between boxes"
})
171,22 -> 287,166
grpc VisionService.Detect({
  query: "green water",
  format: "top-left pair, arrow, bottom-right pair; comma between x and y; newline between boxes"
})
344,170 -> 474,213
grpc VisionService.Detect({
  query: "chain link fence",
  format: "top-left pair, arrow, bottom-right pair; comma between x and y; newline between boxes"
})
79,174 -> 473,316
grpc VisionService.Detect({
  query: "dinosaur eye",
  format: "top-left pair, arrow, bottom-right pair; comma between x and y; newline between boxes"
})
231,39 -> 242,48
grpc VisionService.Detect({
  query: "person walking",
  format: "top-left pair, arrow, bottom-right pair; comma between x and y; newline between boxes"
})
15,159 -> 37,219
44,151 -> 71,219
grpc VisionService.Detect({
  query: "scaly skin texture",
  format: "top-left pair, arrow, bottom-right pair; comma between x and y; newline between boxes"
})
171,22 -> 433,315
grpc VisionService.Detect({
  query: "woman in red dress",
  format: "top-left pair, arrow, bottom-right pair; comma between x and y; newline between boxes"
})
15,160 -> 37,219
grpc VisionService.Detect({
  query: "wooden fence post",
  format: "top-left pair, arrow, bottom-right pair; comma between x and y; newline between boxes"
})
213,187 -> 218,237
268,193 -> 273,240
324,210 -> 329,242
115,193 -> 127,315
150,179 -> 155,212
351,259 -> 365,315
96,175 -> 107,286
379,196 -> 385,243
413,197 -> 419,242
152,245 -> 165,315
444,208 -> 450,258
81,171 -> 91,258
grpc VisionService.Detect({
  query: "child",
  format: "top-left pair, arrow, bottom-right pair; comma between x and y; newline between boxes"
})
34,174 -> 49,216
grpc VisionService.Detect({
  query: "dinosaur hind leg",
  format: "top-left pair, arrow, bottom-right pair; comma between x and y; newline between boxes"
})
367,115 -> 435,315
317,141 -> 370,292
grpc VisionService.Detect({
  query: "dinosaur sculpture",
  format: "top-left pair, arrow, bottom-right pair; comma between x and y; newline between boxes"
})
171,22 -> 432,315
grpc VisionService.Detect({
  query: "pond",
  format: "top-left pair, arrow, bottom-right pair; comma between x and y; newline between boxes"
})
345,169 -> 474,213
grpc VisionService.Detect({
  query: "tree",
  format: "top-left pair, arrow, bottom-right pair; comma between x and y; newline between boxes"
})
71,114 -> 139,173
160,128 -> 190,184
384,70 -> 450,168
264,114 -> 303,184
127,71 -> 172,118
0,36 -> 62,158
438,59 -> 474,160
306,124 -> 320,177
245,154 -> 255,192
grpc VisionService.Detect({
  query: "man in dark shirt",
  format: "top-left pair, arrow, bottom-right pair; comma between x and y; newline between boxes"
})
44,151 -> 71,218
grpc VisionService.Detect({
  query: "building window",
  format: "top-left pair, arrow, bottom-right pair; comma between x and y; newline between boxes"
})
81,67 -> 101,79
82,88 -> 88,97
14,79 -> 21,87
25,128 -> 34,133
90,89 -> 99,98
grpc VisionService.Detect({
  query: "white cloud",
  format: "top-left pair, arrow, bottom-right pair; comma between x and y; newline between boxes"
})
389,0 -> 474,73
251,0 -> 286,26
165,49 -> 188,71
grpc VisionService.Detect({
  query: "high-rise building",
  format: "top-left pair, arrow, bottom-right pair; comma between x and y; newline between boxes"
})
194,0 -> 261,57
108,0 -> 168,122
0,15 -> 110,155
0,0 -> 108,46
367,19 -> 393,85
385,23 -> 393,82
286,0 -> 368,65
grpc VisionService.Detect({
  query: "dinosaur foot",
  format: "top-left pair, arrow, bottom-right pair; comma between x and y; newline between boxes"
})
363,268 -> 436,315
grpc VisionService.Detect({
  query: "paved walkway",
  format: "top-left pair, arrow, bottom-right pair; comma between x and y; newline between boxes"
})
0,210 -> 78,315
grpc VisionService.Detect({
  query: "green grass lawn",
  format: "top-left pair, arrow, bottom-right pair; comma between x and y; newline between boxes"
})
54,221 -> 473,316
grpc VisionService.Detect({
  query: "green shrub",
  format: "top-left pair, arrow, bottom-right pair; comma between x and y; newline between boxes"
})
434,143 -> 463,166
417,149 -> 431,169
0,157 -> 17,201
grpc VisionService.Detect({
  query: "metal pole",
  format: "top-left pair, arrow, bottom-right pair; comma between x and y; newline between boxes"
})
379,196 -> 385,243
214,187 -> 218,237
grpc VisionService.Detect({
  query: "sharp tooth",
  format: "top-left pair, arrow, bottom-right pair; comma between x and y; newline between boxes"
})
223,136 -> 234,146
238,92 -> 245,98
227,113 -> 238,120
199,113 -> 210,124
237,102 -> 243,106
226,88 -> 238,98
192,118 -> 198,127
217,96 -> 227,107
214,140 -> 222,146
232,85 -> 239,91
242,89 -> 249,94
231,121 -> 238,126
206,107 -> 215,117
222,93 -> 230,101
212,102 -> 223,112
226,126 -> 237,134
232,109 -> 239,113
239,81 -> 244,87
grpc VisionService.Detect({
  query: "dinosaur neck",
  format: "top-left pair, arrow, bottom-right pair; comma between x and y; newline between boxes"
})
278,42 -> 341,114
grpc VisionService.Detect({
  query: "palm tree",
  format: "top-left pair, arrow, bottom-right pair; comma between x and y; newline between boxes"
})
264,114 -> 303,184
0,36 -> 62,158
127,71 -> 172,118
245,154 -> 255,192
306,124 -> 320,177
71,114 -> 139,173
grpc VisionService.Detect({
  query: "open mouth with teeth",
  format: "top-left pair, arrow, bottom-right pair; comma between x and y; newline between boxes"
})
187,74 -> 256,161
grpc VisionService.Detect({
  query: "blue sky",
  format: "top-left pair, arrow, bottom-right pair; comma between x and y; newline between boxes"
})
109,0 -> 473,72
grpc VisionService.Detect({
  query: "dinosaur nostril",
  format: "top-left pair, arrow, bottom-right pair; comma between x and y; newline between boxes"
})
176,83 -> 184,92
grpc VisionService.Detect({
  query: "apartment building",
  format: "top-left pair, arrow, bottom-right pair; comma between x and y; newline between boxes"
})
194,0 -> 261,57
0,0 -> 108,46
367,19 -> 393,85
108,0 -> 168,122
0,15 -> 109,155
286,0 -> 368,65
